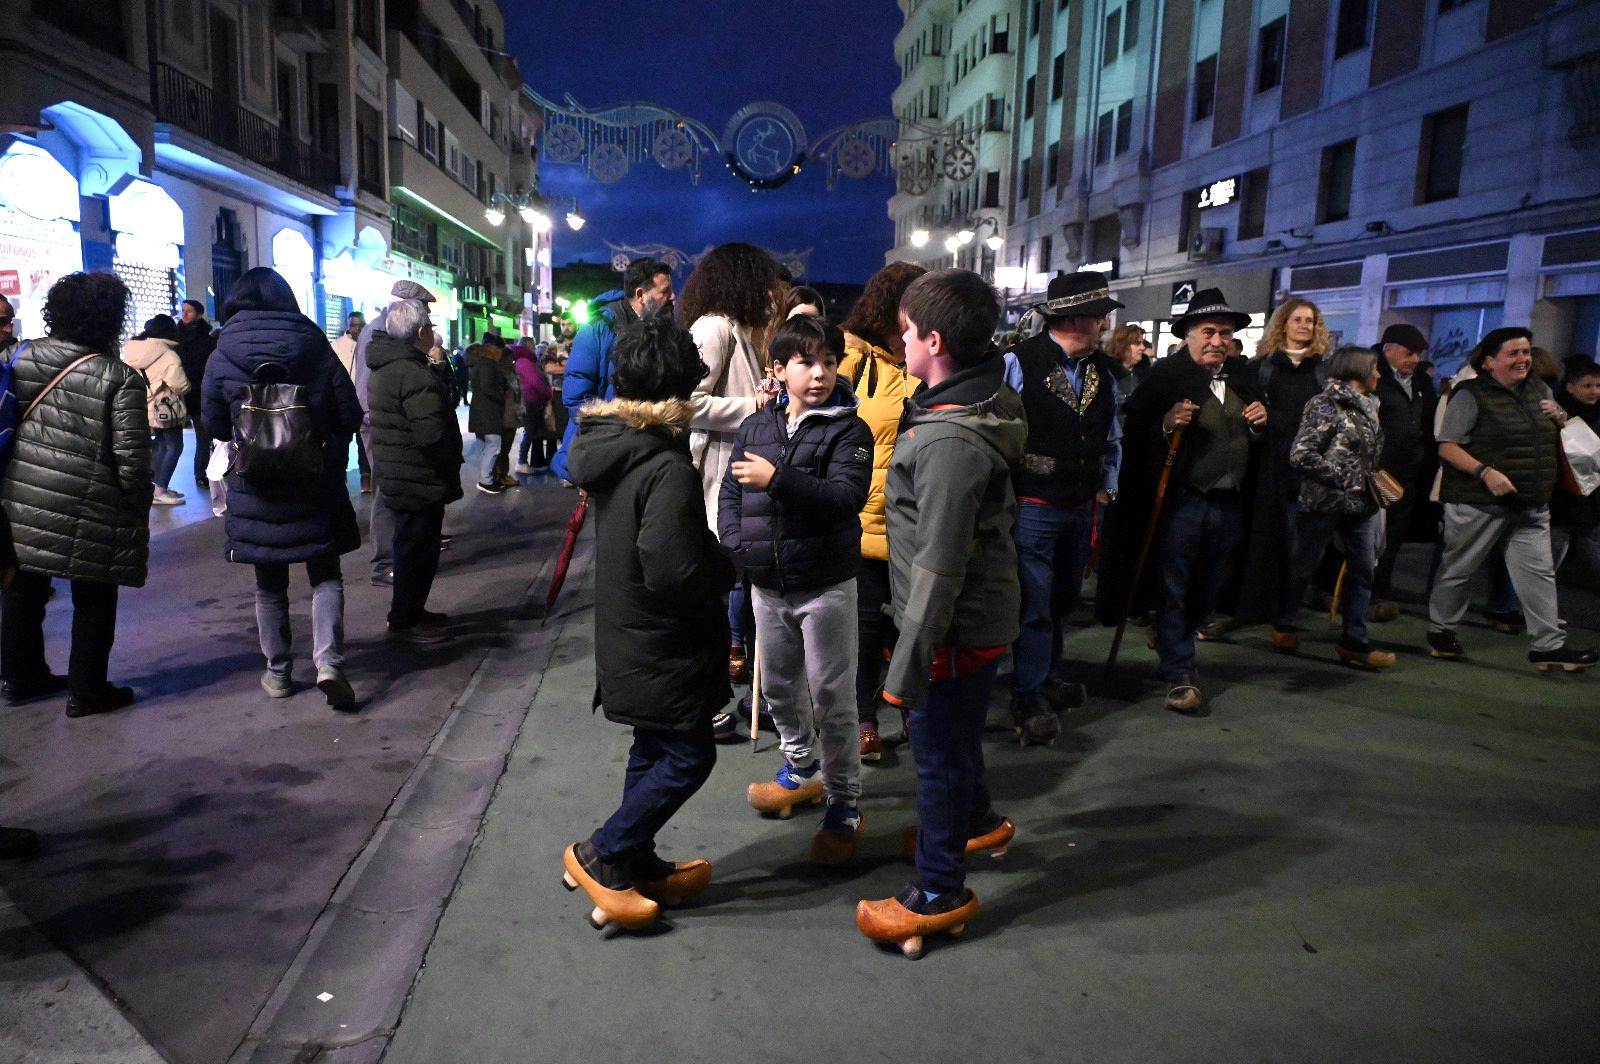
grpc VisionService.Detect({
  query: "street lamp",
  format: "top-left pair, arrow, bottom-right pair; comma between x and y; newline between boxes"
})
566,209 -> 586,231
910,228 -> 930,248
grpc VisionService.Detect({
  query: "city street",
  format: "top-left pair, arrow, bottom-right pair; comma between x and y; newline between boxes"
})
3,461 -> 1598,1064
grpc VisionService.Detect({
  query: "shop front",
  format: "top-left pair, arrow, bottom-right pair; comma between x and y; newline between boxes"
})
106,176 -> 185,333
1112,267 -> 1274,358
0,141 -> 84,340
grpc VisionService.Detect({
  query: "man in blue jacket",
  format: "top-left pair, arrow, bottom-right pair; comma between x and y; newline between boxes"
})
548,258 -> 674,482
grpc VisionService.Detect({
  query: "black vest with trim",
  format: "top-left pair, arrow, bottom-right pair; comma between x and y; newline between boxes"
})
1012,335 -> 1118,505
1440,375 -> 1560,508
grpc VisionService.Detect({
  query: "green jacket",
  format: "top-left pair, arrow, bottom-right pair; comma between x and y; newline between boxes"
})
883,358 -> 1026,710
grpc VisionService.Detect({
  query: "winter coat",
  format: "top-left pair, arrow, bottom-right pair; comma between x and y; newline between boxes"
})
331,334 -> 359,380
1372,358 -> 1437,485
121,337 -> 191,428
466,343 -> 508,435
1289,380 -> 1384,517
511,344 -> 552,408
1,338 -> 152,585
202,310 -> 363,564
882,358 -> 1026,712
500,355 -> 522,432
838,331 -> 920,562
717,381 -> 872,592
366,331 -> 465,512
567,397 -> 735,732
176,317 -> 216,418
688,313 -> 765,531
550,291 -> 635,481
1553,389 -> 1600,531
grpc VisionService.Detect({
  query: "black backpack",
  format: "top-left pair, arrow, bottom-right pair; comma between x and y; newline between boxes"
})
233,362 -> 323,482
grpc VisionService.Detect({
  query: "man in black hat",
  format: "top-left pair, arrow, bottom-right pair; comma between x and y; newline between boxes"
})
1370,323 -> 1437,619
999,272 -> 1124,744
1106,289 -> 1267,712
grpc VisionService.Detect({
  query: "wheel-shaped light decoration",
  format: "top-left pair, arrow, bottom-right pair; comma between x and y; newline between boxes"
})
611,252 -> 631,273
835,134 -> 876,181
652,126 -> 694,170
900,155 -> 935,196
589,143 -> 629,184
544,123 -> 585,164
722,102 -> 808,190
941,143 -> 977,182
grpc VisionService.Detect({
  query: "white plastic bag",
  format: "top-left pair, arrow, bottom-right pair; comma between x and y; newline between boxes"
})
1562,418 -> 1600,496
206,439 -> 234,516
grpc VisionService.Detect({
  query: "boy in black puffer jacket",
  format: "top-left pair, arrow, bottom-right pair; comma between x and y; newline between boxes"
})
718,315 -> 872,864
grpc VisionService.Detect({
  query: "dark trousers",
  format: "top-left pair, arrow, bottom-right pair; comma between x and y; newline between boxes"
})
1288,509 -> 1380,647
354,432 -> 370,477
591,723 -> 717,867
1012,498 -> 1096,695
1156,490 -> 1246,679
191,419 -> 214,483
1,570 -> 119,698
389,503 -> 444,628
1373,489 -> 1417,597
911,659 -> 1001,896
517,402 -> 547,466
854,558 -> 894,726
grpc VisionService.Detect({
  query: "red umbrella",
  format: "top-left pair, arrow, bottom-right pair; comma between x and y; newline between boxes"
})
543,490 -> 588,625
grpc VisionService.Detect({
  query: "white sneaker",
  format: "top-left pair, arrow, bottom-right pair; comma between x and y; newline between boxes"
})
153,489 -> 184,506
514,463 -> 533,474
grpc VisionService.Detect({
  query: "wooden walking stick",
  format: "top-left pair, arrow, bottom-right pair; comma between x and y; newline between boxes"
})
1330,562 -> 1348,625
1105,429 -> 1185,678
749,634 -> 761,751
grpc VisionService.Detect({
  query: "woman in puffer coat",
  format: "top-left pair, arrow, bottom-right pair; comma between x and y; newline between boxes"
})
0,272 -> 151,717
1284,345 -> 1394,671
202,268 -> 363,710
466,336 -> 510,492
121,314 -> 191,506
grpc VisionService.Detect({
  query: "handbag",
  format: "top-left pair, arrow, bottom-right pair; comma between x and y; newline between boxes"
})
151,389 -> 187,428
1368,468 -> 1405,509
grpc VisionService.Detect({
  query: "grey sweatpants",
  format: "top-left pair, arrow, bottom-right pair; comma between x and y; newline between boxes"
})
1429,502 -> 1564,652
752,579 -> 861,803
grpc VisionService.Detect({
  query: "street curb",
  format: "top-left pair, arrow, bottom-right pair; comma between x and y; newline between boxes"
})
225,539 -> 591,1063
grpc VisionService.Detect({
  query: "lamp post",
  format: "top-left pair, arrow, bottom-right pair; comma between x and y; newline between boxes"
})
486,190 -> 586,341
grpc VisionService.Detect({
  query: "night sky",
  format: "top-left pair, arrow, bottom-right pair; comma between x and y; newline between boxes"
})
502,1 -> 903,284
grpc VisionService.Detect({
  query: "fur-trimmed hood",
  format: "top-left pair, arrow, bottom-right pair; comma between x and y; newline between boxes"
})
567,397 -> 697,492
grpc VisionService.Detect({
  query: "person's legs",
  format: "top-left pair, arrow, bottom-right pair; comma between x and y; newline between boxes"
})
354,432 -> 370,479
591,723 -> 717,868
477,433 -> 502,485
1487,550 -> 1520,616
1011,500 -> 1067,696
191,411 -> 213,485
370,487 -> 395,580
798,580 -> 860,804
1156,493 -> 1205,679
1284,510 -> 1340,631
1501,507 -> 1564,653
1271,495 -> 1303,629
1197,496 -> 1245,630
253,562 -> 293,677
854,558 -> 891,728
1373,491 -> 1416,598
306,554 -> 346,670
1,569 -> 53,686
1429,504 -> 1508,633
1049,499 -> 1097,667
151,428 -> 183,491
388,505 -> 443,629
1551,525 -> 1575,574
67,580 -> 118,699
911,659 -> 1000,897
750,585 -> 817,767
1336,512 -> 1381,647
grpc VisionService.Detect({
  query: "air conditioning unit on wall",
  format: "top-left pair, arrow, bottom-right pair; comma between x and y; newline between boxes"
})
1189,227 -> 1225,261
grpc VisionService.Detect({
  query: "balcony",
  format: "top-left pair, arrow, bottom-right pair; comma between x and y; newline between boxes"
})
154,63 -> 339,191
273,0 -> 336,51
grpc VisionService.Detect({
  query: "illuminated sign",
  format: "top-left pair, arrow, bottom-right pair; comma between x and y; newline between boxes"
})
993,266 -> 1027,289
1198,177 -> 1239,209
1078,259 -> 1119,278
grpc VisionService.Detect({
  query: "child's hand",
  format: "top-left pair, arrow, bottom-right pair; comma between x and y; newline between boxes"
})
754,374 -> 782,410
732,454 -> 776,491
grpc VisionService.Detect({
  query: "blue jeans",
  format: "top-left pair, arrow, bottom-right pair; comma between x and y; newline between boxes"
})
476,433 -> 503,485
1156,490 -> 1245,680
151,427 -> 184,490
1012,498 -> 1096,695
253,555 -> 344,673
592,723 -> 717,867
910,659 -> 1002,896
1288,509 -> 1380,647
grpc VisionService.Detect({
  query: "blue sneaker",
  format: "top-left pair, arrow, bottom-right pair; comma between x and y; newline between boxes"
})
808,798 -> 865,865
747,761 -> 824,818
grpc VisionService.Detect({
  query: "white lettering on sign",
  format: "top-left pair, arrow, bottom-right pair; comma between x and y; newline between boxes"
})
1198,177 -> 1238,209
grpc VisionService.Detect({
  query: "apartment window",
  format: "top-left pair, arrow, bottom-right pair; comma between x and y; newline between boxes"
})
1047,142 -> 1060,188
1335,0 -> 1371,57
1238,166 -> 1270,240
986,96 -> 1006,131
1103,10 -> 1122,65
1418,104 -> 1469,203
1020,158 -> 1031,200
1059,0 -> 1069,8
928,84 -> 940,118
992,13 -> 1010,53
1193,55 -> 1218,120
1438,0 -> 1471,10
1178,188 -> 1202,252
1024,75 -> 1037,119
1256,17 -> 1286,93
1052,53 -> 1066,100
30,0 -> 127,56
1095,110 -> 1114,166
355,99 -> 383,194
354,0 -> 379,47
1089,215 -> 1121,262
1124,0 -> 1140,51
1319,139 -> 1358,222
979,171 -> 999,209
1115,100 -> 1133,156
1030,0 -> 1041,37
1039,236 -> 1053,273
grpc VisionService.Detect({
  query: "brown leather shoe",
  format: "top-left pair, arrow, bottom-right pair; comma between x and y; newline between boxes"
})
1337,642 -> 1396,670
1370,600 -> 1401,622
1164,675 -> 1202,714
859,721 -> 882,763
1269,626 -> 1300,652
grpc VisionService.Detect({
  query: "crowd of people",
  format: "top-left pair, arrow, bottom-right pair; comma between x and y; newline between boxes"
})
0,248 -> 1595,956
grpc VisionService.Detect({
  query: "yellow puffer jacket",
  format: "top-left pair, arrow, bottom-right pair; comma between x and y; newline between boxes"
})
839,331 -> 920,561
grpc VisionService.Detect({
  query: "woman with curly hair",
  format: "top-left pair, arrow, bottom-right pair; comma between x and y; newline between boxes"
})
1,272 -> 152,717
836,260 -> 926,760
1105,323 -> 1153,403
1236,296 -> 1336,635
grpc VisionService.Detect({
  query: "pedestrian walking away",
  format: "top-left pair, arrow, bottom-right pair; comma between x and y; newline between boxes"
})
562,314 -> 735,933
201,267 -> 365,709
121,314 -> 192,506
175,298 -> 217,489
332,310 -> 372,492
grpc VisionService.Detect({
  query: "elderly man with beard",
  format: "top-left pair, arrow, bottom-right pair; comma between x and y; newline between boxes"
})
1109,289 -> 1267,712
1426,327 -> 1596,671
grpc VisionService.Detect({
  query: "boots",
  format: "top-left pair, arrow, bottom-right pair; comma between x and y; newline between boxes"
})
1009,693 -> 1059,746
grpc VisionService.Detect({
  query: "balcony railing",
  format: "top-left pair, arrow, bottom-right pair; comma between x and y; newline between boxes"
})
154,63 -> 339,191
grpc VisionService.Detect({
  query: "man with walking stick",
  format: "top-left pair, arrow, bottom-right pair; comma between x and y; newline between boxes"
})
1104,289 -> 1267,712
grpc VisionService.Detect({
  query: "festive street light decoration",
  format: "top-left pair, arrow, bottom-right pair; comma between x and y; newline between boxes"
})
910,229 -> 930,248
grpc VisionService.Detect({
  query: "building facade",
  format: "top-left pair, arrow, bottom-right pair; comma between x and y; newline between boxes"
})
890,0 -> 1600,365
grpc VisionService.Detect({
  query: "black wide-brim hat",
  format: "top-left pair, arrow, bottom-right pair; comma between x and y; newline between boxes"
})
1171,287 -> 1252,337
1035,271 -> 1125,320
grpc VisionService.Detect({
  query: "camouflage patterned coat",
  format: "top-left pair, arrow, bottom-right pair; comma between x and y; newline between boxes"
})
1289,380 -> 1384,517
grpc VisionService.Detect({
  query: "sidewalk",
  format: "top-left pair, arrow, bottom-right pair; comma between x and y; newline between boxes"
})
0,463 -> 580,1064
